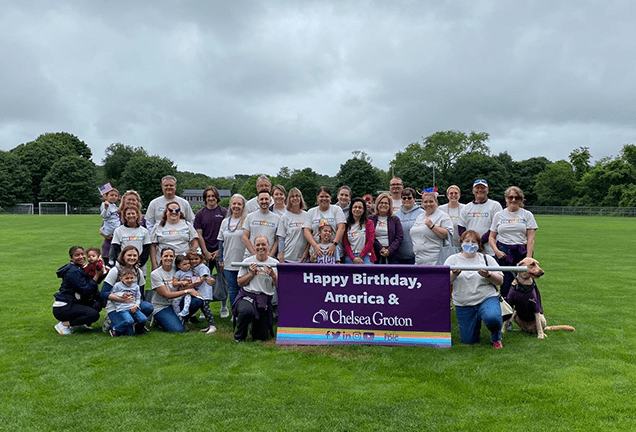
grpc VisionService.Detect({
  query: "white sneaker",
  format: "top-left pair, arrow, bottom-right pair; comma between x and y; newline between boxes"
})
55,322 -> 72,335
102,316 -> 111,333
204,325 -> 217,334
220,307 -> 230,318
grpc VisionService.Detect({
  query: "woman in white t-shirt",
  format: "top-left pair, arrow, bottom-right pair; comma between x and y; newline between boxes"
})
488,186 -> 538,297
410,190 -> 454,265
445,230 -> 504,349
277,187 -> 309,263
150,247 -> 203,333
303,187 -> 346,260
342,197 -> 376,264
111,205 -> 151,276
438,185 -> 465,247
149,201 -> 199,271
218,194 -> 248,307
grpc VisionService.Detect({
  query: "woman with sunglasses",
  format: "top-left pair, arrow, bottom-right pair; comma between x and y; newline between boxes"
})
149,201 -> 199,271
395,187 -> 424,264
488,186 -> 538,298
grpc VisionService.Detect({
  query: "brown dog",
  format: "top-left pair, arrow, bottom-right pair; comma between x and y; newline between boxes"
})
502,257 -> 574,339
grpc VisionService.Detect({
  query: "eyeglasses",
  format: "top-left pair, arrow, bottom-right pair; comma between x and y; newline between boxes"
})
507,196 -> 521,201
402,196 -> 414,200
168,208 -> 181,213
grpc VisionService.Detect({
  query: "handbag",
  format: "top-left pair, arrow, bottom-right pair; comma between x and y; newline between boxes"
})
481,254 -> 514,320
212,262 -> 229,302
436,232 -> 460,265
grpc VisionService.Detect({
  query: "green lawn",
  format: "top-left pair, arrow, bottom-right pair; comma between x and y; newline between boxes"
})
0,215 -> 634,431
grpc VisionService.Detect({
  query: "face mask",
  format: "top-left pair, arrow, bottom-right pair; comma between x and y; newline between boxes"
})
461,243 -> 479,254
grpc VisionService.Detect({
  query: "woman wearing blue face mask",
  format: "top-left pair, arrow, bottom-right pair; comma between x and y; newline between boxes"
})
444,230 -> 505,349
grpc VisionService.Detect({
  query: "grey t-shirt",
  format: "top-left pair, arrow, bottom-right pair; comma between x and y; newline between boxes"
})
237,255 -> 278,296
276,211 -> 308,263
145,195 -> 195,231
242,210 -> 280,257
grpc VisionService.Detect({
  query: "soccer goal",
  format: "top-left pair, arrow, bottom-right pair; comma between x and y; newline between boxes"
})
39,202 -> 68,216
9,203 -> 34,214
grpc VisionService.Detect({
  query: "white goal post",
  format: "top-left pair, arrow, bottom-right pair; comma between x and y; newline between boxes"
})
39,202 -> 68,216
15,203 -> 34,214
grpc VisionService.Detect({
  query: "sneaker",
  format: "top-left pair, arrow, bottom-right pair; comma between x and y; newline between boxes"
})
220,307 -> 229,318
234,337 -> 245,343
178,310 -> 189,318
55,321 -> 72,335
493,340 -> 503,349
109,329 -> 118,337
203,325 -> 217,334
102,316 -> 111,333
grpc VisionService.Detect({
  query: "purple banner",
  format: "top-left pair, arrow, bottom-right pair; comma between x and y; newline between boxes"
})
276,263 -> 451,348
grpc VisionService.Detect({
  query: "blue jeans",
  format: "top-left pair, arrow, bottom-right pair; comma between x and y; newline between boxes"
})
109,301 -> 153,336
344,254 -> 372,264
154,297 -> 203,333
225,270 -> 240,308
455,296 -> 502,344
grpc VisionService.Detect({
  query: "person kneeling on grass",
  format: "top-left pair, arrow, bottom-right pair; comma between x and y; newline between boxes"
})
53,246 -> 104,335
233,235 -> 278,342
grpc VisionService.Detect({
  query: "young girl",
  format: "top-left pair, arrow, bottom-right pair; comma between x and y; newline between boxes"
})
310,224 -> 339,264
83,247 -> 107,283
172,255 -> 196,319
100,188 -> 121,264
189,250 -> 217,334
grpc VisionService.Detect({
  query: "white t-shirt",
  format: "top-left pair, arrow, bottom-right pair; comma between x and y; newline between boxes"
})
346,222 -> 368,253
444,253 -> 501,307
276,210 -> 308,263
242,210 -> 281,257
145,195 -> 195,231
410,209 -> 454,265
439,203 -> 465,247
375,216 -> 389,247
218,217 -> 247,271
237,256 -> 278,296
112,225 -> 151,259
392,198 -> 402,214
458,199 -> 502,255
304,205 -> 346,242
150,220 -> 198,261
490,208 -> 538,245
150,266 -> 176,313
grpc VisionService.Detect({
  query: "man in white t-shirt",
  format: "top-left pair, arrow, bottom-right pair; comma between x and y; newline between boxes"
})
242,190 -> 280,257
389,177 -> 404,213
458,179 -> 502,256
145,175 -> 195,231
245,175 -> 273,214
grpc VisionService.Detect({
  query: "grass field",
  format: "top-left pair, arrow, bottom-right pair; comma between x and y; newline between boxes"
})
0,214 -> 634,431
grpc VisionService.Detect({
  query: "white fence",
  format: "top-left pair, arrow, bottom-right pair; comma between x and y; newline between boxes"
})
526,206 -> 636,217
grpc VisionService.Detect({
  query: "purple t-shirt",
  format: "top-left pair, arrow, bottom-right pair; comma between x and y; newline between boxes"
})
194,206 -> 227,251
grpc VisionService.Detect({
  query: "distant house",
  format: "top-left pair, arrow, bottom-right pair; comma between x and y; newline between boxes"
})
182,189 -> 232,206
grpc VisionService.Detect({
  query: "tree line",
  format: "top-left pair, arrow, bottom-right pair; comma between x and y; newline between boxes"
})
2,130 -> 635,209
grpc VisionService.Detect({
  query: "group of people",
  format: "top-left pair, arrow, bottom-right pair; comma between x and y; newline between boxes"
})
53,174 -> 538,349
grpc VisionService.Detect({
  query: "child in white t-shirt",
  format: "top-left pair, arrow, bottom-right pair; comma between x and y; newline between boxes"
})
310,224 -> 339,264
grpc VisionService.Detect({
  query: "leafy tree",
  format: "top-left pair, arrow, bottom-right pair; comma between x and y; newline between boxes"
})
287,167 -> 320,207
11,137 -> 80,204
389,143 -> 433,190
176,171 -> 215,189
36,132 -> 92,161
576,157 -> 636,206
102,143 -> 148,186
351,150 -> 372,163
569,146 -> 591,181
510,157 -> 551,205
39,156 -> 100,207
0,151 -> 33,207
620,144 -> 636,167
336,158 -> 383,199
120,155 -> 177,207
534,161 -> 577,206
449,153 -> 508,204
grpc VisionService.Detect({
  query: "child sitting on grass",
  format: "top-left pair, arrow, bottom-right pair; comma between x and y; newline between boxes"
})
310,224 -> 339,264
109,266 -> 148,336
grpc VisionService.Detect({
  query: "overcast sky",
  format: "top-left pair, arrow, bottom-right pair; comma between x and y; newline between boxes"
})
2,1 -> 635,178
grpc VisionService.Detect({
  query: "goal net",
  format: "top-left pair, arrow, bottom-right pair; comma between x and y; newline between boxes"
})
39,202 -> 68,215
4,203 -> 34,214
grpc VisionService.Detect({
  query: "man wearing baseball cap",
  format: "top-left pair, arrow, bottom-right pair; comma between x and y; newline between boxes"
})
457,179 -> 502,256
